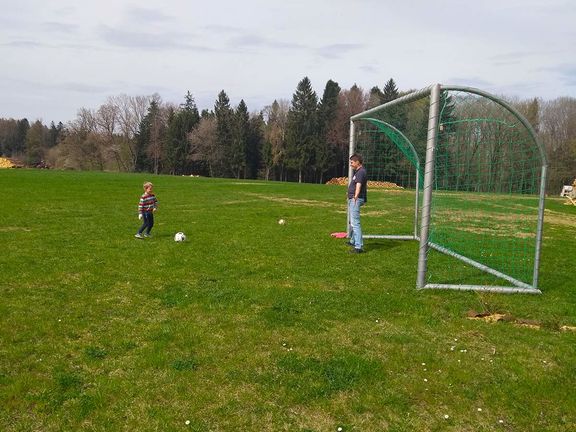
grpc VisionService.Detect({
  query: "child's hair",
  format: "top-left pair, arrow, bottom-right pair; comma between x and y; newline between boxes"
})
143,181 -> 153,189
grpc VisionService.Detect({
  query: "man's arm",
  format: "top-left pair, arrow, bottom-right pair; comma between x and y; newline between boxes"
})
354,182 -> 362,201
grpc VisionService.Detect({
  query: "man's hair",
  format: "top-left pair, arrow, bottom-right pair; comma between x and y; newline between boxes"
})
349,153 -> 363,164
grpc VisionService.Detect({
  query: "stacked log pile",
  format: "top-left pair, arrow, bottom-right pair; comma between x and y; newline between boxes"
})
326,177 -> 403,189
0,157 -> 22,168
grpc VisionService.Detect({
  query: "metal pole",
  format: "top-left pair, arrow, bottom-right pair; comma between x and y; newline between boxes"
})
416,84 -> 441,288
533,164 -> 547,289
347,120 -> 355,235
351,85 -> 433,121
414,168 -> 420,239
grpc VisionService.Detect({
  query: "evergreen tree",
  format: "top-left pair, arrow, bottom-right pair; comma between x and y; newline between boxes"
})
382,78 -> 399,103
214,90 -> 234,177
201,109 -> 214,119
48,122 -> 59,148
165,91 -> 200,174
246,113 -> 264,179
286,77 -> 318,182
25,120 -> 48,165
367,86 -> 384,109
134,100 -> 160,172
15,119 -> 30,156
316,79 -> 341,183
230,99 -> 249,178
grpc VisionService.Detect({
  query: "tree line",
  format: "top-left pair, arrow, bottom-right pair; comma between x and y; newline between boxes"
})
1,77 -> 575,193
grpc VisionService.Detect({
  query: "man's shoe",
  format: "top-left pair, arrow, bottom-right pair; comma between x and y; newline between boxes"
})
349,248 -> 364,254
135,233 -> 144,239
143,233 -> 152,238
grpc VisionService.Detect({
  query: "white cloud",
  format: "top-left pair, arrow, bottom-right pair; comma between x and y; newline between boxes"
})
0,0 -> 574,123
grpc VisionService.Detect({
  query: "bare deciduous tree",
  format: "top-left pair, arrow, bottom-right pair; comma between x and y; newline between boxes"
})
188,117 -> 220,177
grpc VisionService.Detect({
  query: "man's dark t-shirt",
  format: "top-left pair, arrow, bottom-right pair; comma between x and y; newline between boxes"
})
348,166 -> 367,202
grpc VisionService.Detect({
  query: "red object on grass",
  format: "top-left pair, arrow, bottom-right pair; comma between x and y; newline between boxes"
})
330,232 -> 347,238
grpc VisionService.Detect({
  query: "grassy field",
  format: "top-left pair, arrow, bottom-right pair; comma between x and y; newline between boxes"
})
1,169 -> 575,432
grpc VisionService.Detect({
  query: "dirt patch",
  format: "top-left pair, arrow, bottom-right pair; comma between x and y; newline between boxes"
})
0,226 -> 32,232
244,192 -> 337,208
543,209 -> 576,228
467,310 -> 576,331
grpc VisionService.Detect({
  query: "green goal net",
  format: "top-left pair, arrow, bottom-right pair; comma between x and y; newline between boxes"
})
350,85 -> 547,293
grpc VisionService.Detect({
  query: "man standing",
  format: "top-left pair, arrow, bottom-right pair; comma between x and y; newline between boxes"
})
347,153 -> 367,253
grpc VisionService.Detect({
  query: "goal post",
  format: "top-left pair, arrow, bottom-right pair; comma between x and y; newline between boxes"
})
349,84 -> 547,294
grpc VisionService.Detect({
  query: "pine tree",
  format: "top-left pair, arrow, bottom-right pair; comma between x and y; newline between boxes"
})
316,79 -> 341,183
214,90 -> 234,177
165,91 -> 200,174
367,86 -> 384,109
15,119 -> 30,156
25,120 -> 48,165
286,77 -> 318,182
134,100 -> 161,173
382,78 -> 399,103
231,99 -> 249,178
246,113 -> 264,179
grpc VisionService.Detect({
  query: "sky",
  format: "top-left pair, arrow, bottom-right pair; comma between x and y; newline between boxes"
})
1,0 -> 575,124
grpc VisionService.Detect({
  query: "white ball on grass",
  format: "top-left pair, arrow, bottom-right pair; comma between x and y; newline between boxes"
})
174,232 -> 186,242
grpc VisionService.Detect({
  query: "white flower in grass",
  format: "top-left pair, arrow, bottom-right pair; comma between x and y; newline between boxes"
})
185,420 -> 190,425
444,414 -> 450,419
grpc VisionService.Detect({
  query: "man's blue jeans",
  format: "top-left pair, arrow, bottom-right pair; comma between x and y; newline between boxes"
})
348,198 -> 365,249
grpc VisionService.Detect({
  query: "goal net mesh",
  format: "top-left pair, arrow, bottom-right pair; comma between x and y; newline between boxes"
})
352,88 -> 545,289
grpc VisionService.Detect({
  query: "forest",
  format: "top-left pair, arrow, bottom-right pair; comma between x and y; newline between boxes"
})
1,78 -> 574,193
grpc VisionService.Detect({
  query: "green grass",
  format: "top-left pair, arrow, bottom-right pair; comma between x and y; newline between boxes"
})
1,169 -> 575,431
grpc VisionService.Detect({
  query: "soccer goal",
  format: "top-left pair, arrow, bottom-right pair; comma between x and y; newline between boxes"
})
350,84 -> 547,294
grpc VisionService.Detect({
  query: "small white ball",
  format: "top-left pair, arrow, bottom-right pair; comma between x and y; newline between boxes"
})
174,232 -> 186,242
278,219 -> 285,225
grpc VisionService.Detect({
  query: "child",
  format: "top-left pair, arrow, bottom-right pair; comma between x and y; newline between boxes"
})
135,181 -> 158,238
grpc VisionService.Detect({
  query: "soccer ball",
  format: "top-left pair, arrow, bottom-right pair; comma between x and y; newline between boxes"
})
174,232 -> 186,242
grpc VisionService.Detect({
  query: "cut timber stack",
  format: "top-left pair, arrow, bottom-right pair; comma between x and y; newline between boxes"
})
326,177 -> 403,189
0,157 -> 16,168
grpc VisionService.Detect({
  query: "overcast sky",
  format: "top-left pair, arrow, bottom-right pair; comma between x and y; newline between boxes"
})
1,0 -> 575,124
